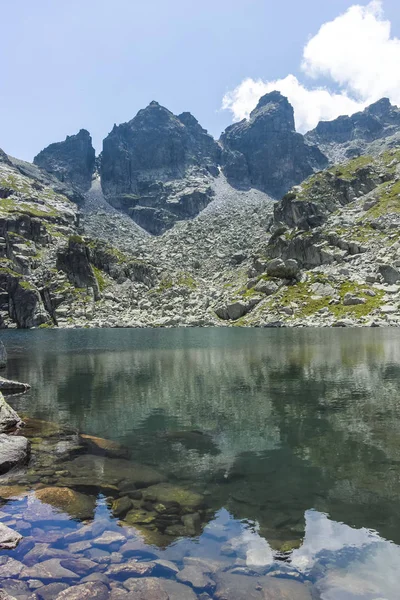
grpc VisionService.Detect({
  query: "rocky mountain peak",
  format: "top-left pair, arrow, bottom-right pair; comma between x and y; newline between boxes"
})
100,102 -> 220,234
305,98 -> 400,162
33,129 -> 95,193
220,92 -> 327,198
249,91 -> 295,131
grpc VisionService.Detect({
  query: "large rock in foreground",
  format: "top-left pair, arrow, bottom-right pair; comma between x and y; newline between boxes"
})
221,91 -> 327,198
0,434 -> 30,474
35,487 -> 96,521
33,129 -> 96,193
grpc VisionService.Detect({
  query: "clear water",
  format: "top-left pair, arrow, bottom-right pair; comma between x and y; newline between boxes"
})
2,328 -> 400,598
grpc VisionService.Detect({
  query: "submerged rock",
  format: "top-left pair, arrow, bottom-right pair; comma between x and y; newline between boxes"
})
19,558 -> 80,582
35,487 -> 96,521
214,572 -> 314,600
142,483 -> 205,513
80,433 -> 128,458
123,577 -> 197,599
0,523 -> 23,550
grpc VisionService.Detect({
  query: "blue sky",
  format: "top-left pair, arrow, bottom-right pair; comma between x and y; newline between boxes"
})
2,0 -> 400,161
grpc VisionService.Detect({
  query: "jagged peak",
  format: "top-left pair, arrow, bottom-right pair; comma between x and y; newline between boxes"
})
366,97 -> 393,116
251,91 -> 292,116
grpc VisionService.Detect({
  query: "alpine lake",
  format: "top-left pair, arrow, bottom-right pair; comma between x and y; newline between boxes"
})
1,327 -> 400,599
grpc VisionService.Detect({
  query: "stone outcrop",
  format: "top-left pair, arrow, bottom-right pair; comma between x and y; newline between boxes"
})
56,237 -> 100,300
34,129 -> 96,193
220,91 -> 328,197
0,522 -> 23,550
306,98 -> 400,162
100,101 -> 220,234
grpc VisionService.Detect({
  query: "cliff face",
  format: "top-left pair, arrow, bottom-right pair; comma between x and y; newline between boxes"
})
220,91 -> 328,198
33,129 -> 96,193
305,98 -> 400,163
100,101 -> 221,234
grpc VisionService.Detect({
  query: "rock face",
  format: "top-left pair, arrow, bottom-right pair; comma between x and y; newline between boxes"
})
56,236 -> 100,300
34,129 -> 96,193
100,101 -> 220,234
220,91 -> 328,198
306,98 -> 400,162
0,433 -> 30,474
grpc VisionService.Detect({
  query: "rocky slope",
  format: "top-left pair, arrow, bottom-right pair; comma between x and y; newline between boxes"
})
305,97 -> 400,163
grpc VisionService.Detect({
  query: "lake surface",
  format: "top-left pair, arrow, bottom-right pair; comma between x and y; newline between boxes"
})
1,328 -> 400,598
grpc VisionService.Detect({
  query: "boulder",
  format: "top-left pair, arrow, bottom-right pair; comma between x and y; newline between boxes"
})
215,299 -> 259,321
80,434 -> 128,458
6,276 -> 50,328
265,258 -> 299,279
378,264 -> 400,284
0,392 -> 23,432
106,559 -> 155,578
0,523 -> 23,550
343,293 -> 366,306
0,434 -> 30,474
254,280 -> 279,295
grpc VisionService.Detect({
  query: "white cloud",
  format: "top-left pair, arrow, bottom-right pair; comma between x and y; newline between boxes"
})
222,1 -> 400,132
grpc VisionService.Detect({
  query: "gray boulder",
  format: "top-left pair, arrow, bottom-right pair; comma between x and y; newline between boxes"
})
0,392 -> 23,432
215,299 -> 259,321
0,433 -> 30,474
343,293 -> 366,306
265,258 -> 299,279
254,280 -> 279,295
378,264 -> 400,284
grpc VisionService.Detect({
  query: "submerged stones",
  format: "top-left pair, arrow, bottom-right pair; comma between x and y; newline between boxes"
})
80,434 -> 129,458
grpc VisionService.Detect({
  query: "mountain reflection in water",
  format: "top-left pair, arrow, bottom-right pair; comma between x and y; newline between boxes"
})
2,327 -> 400,598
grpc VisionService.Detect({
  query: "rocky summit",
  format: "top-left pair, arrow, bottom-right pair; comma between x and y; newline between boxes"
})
220,91 -> 328,197
100,101 -> 221,234
305,97 -> 400,164
2,94 -> 400,329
